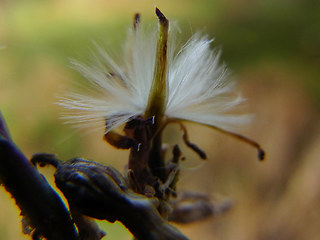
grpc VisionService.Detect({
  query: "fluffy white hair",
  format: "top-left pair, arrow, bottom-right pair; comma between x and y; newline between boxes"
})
58,21 -> 249,132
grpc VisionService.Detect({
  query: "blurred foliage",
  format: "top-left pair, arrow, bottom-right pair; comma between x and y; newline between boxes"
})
1,0 -> 320,239
211,0 -> 320,103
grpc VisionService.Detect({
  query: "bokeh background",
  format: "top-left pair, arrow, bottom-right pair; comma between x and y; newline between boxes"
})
1,0 -> 320,239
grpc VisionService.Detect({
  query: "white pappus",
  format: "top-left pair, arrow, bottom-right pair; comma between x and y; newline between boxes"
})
58,9 -> 264,160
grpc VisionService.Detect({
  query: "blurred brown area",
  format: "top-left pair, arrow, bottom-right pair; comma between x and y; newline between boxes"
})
1,0 -> 320,239
177,70 -> 320,240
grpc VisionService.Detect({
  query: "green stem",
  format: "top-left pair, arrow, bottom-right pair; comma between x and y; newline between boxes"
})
145,8 -> 169,120
145,8 -> 169,183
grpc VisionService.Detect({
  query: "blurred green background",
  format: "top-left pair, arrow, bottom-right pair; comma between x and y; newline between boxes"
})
1,0 -> 320,239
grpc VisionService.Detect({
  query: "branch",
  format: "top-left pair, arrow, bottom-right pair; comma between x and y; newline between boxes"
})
33,156 -> 189,240
0,112 -> 78,240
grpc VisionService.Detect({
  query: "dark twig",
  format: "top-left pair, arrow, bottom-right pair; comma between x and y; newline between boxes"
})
0,112 -> 78,240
